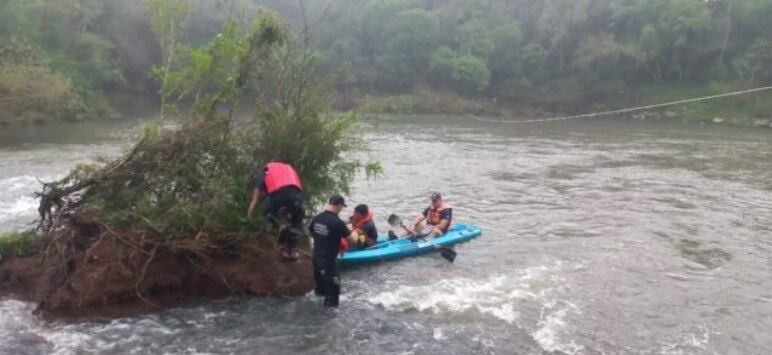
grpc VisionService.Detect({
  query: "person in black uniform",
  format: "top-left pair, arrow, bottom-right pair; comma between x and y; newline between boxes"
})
309,194 -> 350,307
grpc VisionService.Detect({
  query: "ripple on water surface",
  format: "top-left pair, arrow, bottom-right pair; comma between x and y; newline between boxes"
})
2,118 -> 772,354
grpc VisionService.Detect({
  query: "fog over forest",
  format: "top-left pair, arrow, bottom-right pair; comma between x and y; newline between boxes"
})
2,0 -> 772,124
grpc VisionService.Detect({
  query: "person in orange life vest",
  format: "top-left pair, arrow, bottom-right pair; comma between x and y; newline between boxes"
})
346,204 -> 378,249
408,192 -> 452,237
247,162 -> 304,260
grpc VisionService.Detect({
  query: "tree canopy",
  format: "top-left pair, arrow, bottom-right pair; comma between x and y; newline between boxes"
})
2,0 -> 772,121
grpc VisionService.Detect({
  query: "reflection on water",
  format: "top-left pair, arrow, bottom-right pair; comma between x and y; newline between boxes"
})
1,116 -> 772,354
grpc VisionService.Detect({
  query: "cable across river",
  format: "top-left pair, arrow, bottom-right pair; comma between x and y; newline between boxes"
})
466,84 -> 772,124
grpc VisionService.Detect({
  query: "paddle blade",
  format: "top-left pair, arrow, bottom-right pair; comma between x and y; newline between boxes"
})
439,247 -> 457,263
387,214 -> 402,227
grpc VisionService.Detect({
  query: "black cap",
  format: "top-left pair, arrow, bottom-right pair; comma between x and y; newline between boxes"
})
329,194 -> 347,207
431,192 -> 443,202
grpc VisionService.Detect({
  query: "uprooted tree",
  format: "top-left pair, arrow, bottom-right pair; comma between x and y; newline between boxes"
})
0,8 -> 378,317
37,8 -> 375,239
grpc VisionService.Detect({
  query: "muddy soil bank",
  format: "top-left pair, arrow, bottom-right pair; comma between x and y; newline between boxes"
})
0,215 -> 314,321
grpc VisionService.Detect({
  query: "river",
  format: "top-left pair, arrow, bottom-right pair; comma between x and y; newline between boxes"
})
1,116 -> 771,354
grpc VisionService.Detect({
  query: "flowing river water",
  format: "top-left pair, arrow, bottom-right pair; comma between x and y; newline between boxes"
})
1,116 -> 772,354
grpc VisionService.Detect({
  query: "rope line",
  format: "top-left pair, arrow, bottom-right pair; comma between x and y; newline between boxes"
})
0,95 -> 48,101
466,85 -> 772,124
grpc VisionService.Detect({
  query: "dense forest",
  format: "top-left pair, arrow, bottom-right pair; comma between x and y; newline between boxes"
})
1,0 -> 772,124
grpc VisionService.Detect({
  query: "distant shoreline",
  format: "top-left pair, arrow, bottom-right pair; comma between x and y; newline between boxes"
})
3,86 -> 771,129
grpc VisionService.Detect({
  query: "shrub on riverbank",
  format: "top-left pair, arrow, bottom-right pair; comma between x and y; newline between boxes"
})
357,90 -> 498,116
0,63 -> 84,124
0,231 -> 38,260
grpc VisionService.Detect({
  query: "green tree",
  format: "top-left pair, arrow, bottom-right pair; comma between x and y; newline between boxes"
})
144,0 -> 193,120
370,7 -> 440,91
455,19 -> 495,59
574,32 -> 638,78
0,0 -> 121,119
733,38 -> 772,85
430,47 -> 490,92
535,0 -> 590,74
359,0 -> 417,60
611,0 -> 713,82
488,23 -> 524,78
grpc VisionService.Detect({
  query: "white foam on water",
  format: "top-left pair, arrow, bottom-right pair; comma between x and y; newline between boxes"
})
366,263 -> 585,353
0,299 -> 53,353
35,317 -> 182,354
43,328 -> 107,355
0,175 -> 51,229
432,327 -> 446,341
0,175 -> 37,191
0,195 -> 38,222
532,300 -> 584,355
655,326 -> 713,355
368,275 -> 523,323
0,298 -> 186,355
0,299 -> 39,334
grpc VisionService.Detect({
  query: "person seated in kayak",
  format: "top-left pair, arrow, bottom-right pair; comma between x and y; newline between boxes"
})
409,192 -> 452,237
247,161 -> 304,260
347,204 -> 378,249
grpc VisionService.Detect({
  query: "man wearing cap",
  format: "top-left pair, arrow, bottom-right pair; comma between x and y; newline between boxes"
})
409,192 -> 453,237
309,194 -> 350,307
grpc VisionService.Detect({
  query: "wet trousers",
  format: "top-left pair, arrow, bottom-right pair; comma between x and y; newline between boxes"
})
312,257 -> 340,307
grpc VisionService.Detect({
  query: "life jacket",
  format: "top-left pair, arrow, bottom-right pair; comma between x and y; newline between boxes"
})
264,162 -> 303,194
426,203 -> 451,230
350,210 -> 374,230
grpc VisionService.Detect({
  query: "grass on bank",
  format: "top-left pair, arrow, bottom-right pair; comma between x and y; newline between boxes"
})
636,82 -> 772,124
0,231 -> 39,260
572,81 -> 772,124
356,82 -> 772,126
357,90 -> 496,115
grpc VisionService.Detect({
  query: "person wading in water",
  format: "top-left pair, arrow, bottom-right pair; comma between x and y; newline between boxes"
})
247,162 -> 304,260
309,194 -> 350,307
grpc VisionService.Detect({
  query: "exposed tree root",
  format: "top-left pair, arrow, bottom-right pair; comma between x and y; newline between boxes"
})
0,213 -> 314,320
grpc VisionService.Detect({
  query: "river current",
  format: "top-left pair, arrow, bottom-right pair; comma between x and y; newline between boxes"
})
1,116 -> 771,354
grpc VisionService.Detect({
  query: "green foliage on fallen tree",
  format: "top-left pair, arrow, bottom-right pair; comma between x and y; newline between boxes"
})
36,9 -> 379,238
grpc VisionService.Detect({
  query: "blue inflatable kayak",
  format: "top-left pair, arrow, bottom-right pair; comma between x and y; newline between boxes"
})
338,224 -> 481,266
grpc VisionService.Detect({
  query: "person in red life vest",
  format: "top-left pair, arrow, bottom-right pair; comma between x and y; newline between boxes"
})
247,162 -> 304,260
408,192 -> 453,237
346,204 -> 378,249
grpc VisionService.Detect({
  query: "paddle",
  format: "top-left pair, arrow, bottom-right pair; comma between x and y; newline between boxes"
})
364,224 -> 432,250
387,214 -> 457,263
